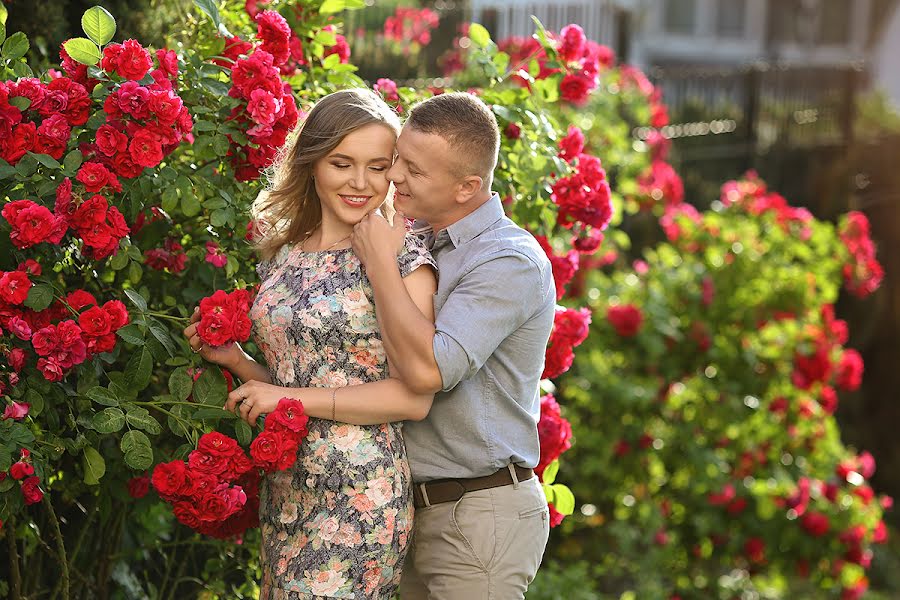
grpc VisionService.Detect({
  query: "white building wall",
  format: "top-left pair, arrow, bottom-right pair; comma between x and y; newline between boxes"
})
873,3 -> 900,110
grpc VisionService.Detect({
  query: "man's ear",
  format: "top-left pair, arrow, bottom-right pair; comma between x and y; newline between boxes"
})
455,175 -> 484,205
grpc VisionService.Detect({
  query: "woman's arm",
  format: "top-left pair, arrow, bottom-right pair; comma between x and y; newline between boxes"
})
224,377 -> 432,425
183,308 -> 273,385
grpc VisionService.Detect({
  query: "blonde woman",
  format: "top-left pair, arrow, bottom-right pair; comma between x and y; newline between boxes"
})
184,88 -> 436,598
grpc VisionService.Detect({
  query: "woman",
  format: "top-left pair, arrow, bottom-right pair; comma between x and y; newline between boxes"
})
183,88 -> 437,598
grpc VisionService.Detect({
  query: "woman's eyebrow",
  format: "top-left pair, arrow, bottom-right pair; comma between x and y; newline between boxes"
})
328,153 -> 392,162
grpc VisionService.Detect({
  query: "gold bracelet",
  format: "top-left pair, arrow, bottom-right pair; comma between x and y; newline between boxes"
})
331,388 -> 337,421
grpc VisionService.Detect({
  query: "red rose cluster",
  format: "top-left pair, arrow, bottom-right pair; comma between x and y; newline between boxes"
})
535,235 -> 579,301
606,304 -> 644,337
554,24 -> 614,106
542,307 -> 592,379
384,7 -> 440,47
790,305 -> 863,414
839,211 -> 883,299
214,11 -> 300,182
0,259 -> 130,382
619,65 -> 669,129
197,289 -> 253,347
0,448 -> 43,506
637,159 -> 685,209
0,76 -> 90,164
152,398 -> 308,538
536,394 -> 573,479
719,172 -> 814,240
550,153 -> 613,231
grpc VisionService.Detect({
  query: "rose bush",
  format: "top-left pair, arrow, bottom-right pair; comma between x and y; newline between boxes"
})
0,1 -> 886,598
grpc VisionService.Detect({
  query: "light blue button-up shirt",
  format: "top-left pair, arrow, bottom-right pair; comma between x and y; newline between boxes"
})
403,194 -> 555,482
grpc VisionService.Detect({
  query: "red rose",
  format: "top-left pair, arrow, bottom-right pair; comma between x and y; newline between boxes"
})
112,39 -> 153,81
557,24 -> 586,63
535,394 -> 572,478
43,77 -> 91,125
187,448 -> 230,478
8,348 -> 27,372
95,124 -> 129,156
65,289 -> 98,311
76,162 -> 120,193
128,474 -> 150,498
558,125 -> 584,162
112,151 -> 145,178
542,339 -> 575,380
71,194 -> 109,228
129,128 -> 164,168
78,305 -> 113,337
266,398 -> 310,434
792,342 -> 832,390
256,10 -> 292,65
148,89 -> 184,126
103,300 -> 130,330
172,500 -> 203,528
743,537 -> 766,564
156,49 -> 179,78
37,357 -> 65,382
835,349 -> 863,392
548,502 -> 565,527
151,460 -> 193,499
559,73 -> 593,105
800,511 -> 830,537
247,88 -> 282,125
10,461 -> 34,480
3,400 -> 29,419
606,304 -> 643,337
4,122 -> 37,163
0,271 -> 32,305
2,199 -> 67,248
21,476 -> 44,504
250,430 -> 299,472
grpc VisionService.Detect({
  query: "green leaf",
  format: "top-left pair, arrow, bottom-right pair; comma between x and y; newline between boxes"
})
234,419 -> 251,445
148,321 -> 177,357
86,386 -> 119,407
81,6 -> 116,46
0,159 -> 15,179
24,388 -> 43,416
319,0 -> 346,15
194,367 -> 227,406
313,29 -> 337,46
193,0 -> 221,28
121,430 -> 153,470
63,37 -> 101,66
322,53 -> 340,69
468,23 -> 491,48
212,134 -> 230,157
2,32 -> 29,60
542,459 -> 559,485
63,150 -> 84,174
0,3 -> 7,26
82,446 -> 106,485
124,288 -> 148,312
549,484 -> 575,515
29,152 -> 61,169
128,261 -> 142,284
181,193 -> 201,217
92,407 -> 126,433
8,96 -> 31,111
192,407 -> 237,420
125,348 -> 153,392
125,407 -> 162,434
0,24 -> 6,47
24,284 -> 55,311
169,367 -> 194,402
116,324 -> 145,345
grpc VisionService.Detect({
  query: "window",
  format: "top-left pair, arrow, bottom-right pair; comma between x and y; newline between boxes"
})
716,0 -> 747,37
664,0 -> 697,35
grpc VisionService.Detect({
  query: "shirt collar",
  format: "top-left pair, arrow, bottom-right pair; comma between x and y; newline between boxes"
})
445,193 -> 504,248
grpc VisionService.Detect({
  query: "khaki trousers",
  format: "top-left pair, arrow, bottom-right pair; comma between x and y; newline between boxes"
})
399,474 -> 550,599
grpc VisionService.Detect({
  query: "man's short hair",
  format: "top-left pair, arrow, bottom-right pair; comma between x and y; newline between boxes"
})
406,92 -> 500,189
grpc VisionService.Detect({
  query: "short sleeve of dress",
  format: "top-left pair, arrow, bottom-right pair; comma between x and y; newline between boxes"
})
397,233 -> 436,278
255,244 -> 290,281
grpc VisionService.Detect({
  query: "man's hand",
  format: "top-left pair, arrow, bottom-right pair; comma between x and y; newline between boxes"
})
225,380 -> 295,425
351,211 -> 406,271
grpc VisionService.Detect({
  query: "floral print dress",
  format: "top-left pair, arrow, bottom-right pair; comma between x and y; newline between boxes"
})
249,235 -> 435,599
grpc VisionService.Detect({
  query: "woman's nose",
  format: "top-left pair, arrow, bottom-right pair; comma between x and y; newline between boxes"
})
349,168 -> 366,189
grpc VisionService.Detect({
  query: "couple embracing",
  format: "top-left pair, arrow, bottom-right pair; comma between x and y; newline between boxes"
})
183,88 -> 555,599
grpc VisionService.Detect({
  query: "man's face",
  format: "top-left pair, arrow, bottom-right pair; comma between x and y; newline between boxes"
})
386,126 -> 462,228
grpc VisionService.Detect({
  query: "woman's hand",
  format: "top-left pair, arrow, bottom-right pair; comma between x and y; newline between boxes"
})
183,306 -> 246,370
225,380 -> 296,424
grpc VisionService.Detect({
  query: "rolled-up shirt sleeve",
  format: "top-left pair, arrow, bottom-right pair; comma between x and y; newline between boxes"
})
433,253 -> 544,392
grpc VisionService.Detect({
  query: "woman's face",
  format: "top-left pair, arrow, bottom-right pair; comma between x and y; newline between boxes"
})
312,123 -> 396,229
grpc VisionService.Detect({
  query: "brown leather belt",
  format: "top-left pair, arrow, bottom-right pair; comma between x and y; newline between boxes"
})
412,464 -> 535,508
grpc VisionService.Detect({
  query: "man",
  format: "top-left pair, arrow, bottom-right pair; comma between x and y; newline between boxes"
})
351,92 -> 555,599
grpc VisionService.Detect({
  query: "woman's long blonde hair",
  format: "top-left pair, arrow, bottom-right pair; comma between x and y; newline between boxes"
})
253,88 -> 401,261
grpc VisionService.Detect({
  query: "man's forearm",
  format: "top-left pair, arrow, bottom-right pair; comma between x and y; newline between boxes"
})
366,257 -> 442,393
